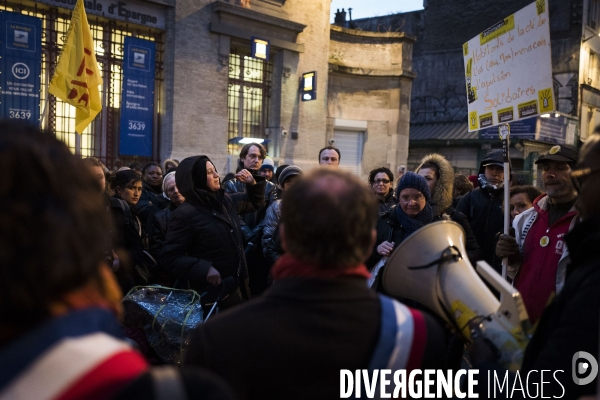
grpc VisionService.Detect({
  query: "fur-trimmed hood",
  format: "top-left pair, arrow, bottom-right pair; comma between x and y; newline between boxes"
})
415,153 -> 454,213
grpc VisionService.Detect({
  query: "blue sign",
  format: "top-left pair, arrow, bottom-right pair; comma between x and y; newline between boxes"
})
0,12 -> 41,123
538,115 -> 570,145
479,117 -> 537,140
119,37 -> 155,156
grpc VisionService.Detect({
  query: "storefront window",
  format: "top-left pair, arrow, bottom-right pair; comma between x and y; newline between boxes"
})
227,51 -> 272,154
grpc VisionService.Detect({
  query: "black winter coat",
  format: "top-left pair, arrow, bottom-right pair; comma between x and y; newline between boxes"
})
104,194 -> 145,292
366,207 -> 414,270
456,187 -> 504,272
186,277 -> 446,400
148,204 -> 175,260
376,191 -> 396,215
223,178 -> 276,242
159,157 -> 265,303
520,215 -> 600,398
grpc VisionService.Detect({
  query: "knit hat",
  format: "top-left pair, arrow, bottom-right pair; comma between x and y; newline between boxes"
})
260,157 -> 275,172
275,164 -> 289,182
395,171 -> 431,201
278,165 -> 303,187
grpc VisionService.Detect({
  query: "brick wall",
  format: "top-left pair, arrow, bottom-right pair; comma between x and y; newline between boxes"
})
167,0 -> 231,171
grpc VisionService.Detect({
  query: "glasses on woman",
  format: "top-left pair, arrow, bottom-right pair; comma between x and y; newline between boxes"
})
399,194 -> 425,203
373,179 -> 391,185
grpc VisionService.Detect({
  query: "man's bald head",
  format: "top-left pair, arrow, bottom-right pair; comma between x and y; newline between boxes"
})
280,168 -> 377,269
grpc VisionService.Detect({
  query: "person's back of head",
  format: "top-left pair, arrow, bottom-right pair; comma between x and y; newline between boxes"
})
0,121 -> 113,345
454,174 -> 474,197
129,162 -> 142,173
281,168 -> 377,269
574,132 -> 600,219
163,158 -> 179,174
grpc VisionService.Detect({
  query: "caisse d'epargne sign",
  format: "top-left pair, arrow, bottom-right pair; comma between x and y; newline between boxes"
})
463,0 -> 555,132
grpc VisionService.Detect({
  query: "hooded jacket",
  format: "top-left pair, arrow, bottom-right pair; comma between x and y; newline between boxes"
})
456,154 -> 504,272
158,156 -> 265,303
416,153 -> 481,264
416,153 -> 454,215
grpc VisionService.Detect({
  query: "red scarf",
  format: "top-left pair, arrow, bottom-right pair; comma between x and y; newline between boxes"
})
271,254 -> 371,280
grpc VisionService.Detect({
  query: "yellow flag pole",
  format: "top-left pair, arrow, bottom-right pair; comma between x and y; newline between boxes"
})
48,0 -> 102,135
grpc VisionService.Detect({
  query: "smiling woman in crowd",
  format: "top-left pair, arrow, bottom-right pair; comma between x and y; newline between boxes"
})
366,172 -> 434,275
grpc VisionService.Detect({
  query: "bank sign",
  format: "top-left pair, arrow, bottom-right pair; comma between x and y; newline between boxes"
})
463,0 -> 555,131
119,36 -> 155,157
0,12 -> 42,123
35,0 -> 165,29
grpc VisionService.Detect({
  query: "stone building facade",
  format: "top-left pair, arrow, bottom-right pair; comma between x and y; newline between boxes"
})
165,0 -> 416,176
3,0 -> 415,178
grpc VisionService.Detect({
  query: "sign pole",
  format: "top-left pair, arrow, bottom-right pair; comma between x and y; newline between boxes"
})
39,96 -> 50,129
499,123 -> 510,281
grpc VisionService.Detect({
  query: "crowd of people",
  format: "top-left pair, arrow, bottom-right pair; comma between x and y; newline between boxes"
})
2,120 -> 600,400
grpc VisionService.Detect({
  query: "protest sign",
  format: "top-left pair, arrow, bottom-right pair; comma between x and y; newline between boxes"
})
463,0 -> 554,132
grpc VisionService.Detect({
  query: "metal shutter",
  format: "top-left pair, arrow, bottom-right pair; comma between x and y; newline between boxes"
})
334,130 -> 363,176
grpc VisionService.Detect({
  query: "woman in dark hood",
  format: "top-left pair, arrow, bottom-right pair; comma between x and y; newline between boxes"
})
159,156 -> 266,311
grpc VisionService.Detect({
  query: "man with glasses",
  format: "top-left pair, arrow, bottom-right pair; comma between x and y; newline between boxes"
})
224,143 -> 277,295
496,145 -> 578,323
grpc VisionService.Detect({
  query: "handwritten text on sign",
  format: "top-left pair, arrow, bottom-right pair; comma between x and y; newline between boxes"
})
463,0 -> 555,132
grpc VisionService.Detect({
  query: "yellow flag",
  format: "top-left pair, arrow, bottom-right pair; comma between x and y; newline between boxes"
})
48,0 -> 101,134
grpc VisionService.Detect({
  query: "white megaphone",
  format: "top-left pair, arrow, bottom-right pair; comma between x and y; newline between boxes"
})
380,220 -> 531,371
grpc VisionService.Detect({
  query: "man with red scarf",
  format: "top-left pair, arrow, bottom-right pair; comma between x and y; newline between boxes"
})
186,168 -> 446,400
